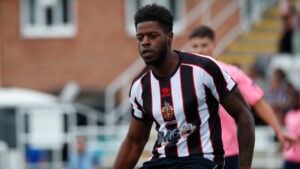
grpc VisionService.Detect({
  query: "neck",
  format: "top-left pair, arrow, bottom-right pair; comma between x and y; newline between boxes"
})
150,50 -> 179,78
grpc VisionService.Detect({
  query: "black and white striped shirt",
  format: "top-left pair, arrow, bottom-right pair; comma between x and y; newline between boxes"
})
129,51 -> 236,166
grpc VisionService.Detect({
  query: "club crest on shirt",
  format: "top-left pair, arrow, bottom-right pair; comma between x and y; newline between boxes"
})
162,102 -> 174,120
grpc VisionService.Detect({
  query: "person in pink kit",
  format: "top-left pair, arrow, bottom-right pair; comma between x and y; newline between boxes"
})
188,26 -> 298,169
283,91 -> 300,169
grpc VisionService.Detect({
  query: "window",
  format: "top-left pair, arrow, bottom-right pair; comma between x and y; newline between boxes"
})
20,0 -> 77,38
125,0 -> 185,36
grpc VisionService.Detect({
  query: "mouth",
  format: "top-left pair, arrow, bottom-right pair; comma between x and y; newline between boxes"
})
141,49 -> 154,58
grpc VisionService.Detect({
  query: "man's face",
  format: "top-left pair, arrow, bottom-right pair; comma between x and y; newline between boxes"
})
189,37 -> 215,57
136,21 -> 170,66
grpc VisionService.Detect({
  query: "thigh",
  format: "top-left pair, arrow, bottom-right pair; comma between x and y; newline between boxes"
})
224,155 -> 238,169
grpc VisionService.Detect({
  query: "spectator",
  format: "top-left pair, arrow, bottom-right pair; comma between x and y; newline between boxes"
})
265,69 -> 291,124
247,62 -> 266,91
68,137 -> 99,169
283,91 -> 300,169
26,146 -> 47,169
279,2 -> 299,54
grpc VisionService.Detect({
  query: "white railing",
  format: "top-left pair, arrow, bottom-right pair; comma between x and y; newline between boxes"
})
104,0 -> 278,125
252,126 -> 283,169
14,103 -> 101,169
0,141 -> 8,169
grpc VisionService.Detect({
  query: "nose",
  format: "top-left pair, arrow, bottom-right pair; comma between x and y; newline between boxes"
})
141,36 -> 150,46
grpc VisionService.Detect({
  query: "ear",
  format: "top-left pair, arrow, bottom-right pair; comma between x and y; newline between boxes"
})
167,32 -> 174,44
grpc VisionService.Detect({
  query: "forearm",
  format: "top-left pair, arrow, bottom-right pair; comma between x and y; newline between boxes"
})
253,99 -> 283,135
236,112 -> 255,169
113,136 -> 147,169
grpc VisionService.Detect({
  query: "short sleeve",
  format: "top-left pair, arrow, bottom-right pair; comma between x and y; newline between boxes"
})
129,79 -> 149,121
204,58 -> 236,103
227,65 -> 264,106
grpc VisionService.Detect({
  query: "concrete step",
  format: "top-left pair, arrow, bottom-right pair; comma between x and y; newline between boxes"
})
253,19 -> 281,30
218,54 -> 257,66
221,2 -> 284,67
240,30 -> 281,41
265,7 -> 280,18
227,41 -> 277,53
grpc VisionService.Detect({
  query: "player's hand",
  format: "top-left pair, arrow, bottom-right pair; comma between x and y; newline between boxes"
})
277,131 -> 299,150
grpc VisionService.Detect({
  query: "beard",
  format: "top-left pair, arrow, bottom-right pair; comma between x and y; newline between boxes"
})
143,39 -> 168,67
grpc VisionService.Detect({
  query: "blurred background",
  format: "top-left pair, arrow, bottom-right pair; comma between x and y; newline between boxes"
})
0,0 -> 299,169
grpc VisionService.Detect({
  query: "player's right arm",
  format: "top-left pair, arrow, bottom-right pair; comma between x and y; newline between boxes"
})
113,118 -> 153,169
222,87 -> 255,169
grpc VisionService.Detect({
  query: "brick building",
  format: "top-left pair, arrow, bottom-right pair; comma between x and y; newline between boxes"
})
0,0 -> 241,109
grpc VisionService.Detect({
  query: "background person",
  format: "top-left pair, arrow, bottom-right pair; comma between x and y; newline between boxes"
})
283,91 -> 300,169
68,137 -> 99,169
188,25 -> 298,169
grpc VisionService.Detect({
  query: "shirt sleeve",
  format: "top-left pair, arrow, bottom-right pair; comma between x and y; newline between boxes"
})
129,79 -> 149,121
204,58 -> 237,103
229,65 -> 264,106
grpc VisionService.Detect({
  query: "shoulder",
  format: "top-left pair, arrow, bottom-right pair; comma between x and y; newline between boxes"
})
179,51 -> 217,66
131,66 -> 151,86
179,51 -> 223,75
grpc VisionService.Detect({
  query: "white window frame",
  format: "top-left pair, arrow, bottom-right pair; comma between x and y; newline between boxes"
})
125,0 -> 186,37
20,0 -> 77,39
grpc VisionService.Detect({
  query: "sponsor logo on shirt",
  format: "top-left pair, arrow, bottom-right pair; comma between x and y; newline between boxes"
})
158,123 -> 196,146
162,87 -> 171,97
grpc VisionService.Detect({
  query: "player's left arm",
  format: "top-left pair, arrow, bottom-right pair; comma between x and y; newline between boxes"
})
206,58 -> 255,169
222,86 -> 255,169
253,98 -> 299,149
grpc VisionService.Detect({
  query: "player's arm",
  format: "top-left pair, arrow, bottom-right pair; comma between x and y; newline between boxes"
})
253,98 -> 298,148
113,118 -> 153,169
222,86 -> 255,169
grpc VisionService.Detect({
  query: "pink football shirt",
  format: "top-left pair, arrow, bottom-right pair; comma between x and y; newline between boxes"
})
218,62 -> 264,156
284,108 -> 300,162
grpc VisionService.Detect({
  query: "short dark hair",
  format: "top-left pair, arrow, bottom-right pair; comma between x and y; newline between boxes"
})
189,25 -> 215,41
134,4 -> 173,33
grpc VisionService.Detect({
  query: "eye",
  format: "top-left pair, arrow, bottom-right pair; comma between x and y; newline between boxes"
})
136,35 -> 143,42
192,44 -> 198,48
201,44 -> 208,47
150,33 -> 158,39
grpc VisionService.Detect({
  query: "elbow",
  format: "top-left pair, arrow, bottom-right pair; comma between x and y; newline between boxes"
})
235,109 -> 255,132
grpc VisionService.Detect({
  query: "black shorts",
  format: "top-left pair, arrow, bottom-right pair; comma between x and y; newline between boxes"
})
224,155 -> 238,169
140,156 -> 221,169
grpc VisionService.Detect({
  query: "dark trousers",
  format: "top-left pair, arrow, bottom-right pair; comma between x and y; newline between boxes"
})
224,155 -> 238,169
283,161 -> 300,169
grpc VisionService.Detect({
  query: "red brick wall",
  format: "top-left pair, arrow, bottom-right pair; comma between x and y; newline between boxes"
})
0,0 -> 139,92
0,0 -> 241,92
